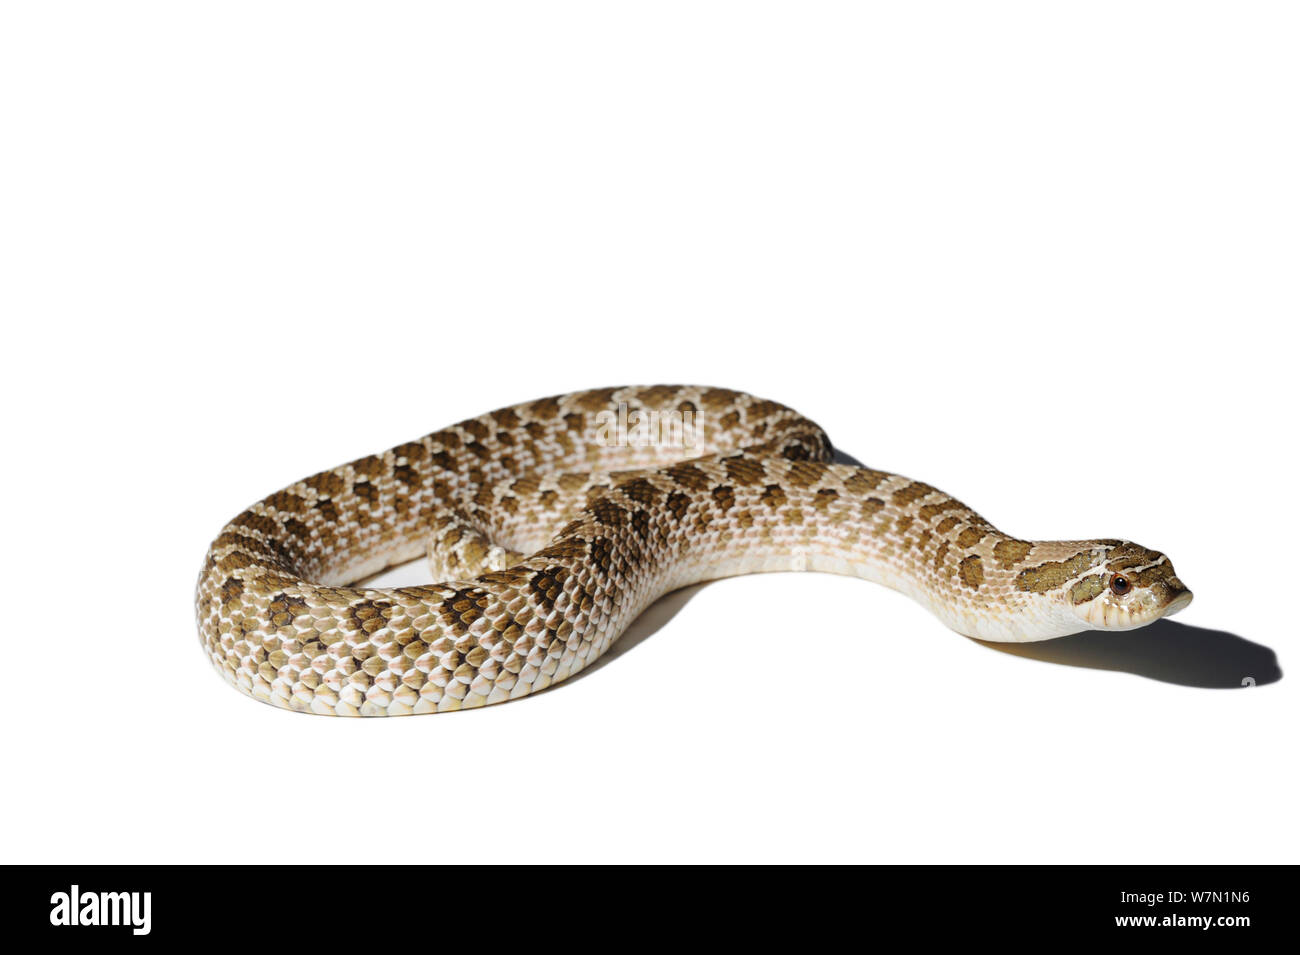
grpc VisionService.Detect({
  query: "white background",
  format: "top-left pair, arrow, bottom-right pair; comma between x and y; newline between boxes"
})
2,2 -> 1296,864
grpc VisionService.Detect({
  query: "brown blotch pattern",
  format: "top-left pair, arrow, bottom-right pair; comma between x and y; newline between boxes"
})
574,387 -> 620,412
700,387 -> 743,411
893,482 -> 938,506
267,593 -> 309,629
618,478 -> 662,507
346,598 -> 395,636
917,498 -> 963,522
784,460 -> 829,487
1016,550 -> 1103,594
959,555 -> 984,589
724,455 -> 766,487
438,588 -> 486,635
814,487 -> 839,512
993,539 -> 1034,569
665,463 -> 711,491
527,567 -> 568,613
664,491 -> 691,521
935,516 -> 962,535
860,496 -> 885,518
934,541 -> 950,573
635,385 -> 680,407
843,469 -> 890,494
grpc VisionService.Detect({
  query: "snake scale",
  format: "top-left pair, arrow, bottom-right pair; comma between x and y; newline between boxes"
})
196,386 -> 1193,716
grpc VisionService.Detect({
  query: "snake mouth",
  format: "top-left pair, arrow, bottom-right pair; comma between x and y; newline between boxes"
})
1077,581 -> 1194,630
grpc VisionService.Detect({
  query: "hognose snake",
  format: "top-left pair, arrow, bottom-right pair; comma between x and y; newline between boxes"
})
196,386 -> 1192,716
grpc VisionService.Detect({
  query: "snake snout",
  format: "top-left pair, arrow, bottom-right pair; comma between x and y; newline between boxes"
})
1159,580 -> 1194,618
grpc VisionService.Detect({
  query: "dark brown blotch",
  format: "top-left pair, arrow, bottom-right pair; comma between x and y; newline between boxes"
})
993,539 -> 1034,569
619,477 -> 663,507
1016,550 -> 1104,594
264,490 -> 305,514
700,387 -> 743,411
665,491 -> 691,520
589,497 -> 628,528
267,593 -> 310,629
528,396 -> 562,420
761,484 -> 788,508
304,472 -> 348,499
461,419 -> 491,442
665,463 -> 711,491
392,441 -> 428,465
918,498 -> 963,522
843,469 -> 891,494
813,487 -> 839,511
346,598 -> 396,636
724,455 -> 766,487
893,482 -> 938,506
527,567 -> 568,613
573,388 -> 620,412
491,407 -> 522,430
784,461 -> 829,486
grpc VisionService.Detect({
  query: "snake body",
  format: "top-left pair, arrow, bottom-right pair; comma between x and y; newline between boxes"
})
196,386 -> 1192,716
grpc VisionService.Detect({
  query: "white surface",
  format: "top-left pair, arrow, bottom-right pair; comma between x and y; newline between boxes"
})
2,2 -> 1296,864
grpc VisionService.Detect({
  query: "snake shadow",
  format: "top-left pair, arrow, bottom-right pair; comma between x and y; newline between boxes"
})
589,588 -> 1282,690
564,583 -> 713,686
975,620 -> 1280,689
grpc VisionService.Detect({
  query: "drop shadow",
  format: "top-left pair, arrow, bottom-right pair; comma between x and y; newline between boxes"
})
559,582 -> 714,687
831,447 -> 867,468
975,619 -> 1282,689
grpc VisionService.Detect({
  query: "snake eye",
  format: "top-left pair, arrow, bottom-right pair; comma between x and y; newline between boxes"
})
1110,574 -> 1132,596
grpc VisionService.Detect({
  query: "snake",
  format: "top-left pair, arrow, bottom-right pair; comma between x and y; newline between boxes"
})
196,385 -> 1193,716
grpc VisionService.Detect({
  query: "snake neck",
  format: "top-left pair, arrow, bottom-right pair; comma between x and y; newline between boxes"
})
520,456 -> 1093,644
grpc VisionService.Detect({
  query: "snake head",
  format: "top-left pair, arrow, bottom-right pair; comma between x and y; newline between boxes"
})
1064,540 -> 1193,631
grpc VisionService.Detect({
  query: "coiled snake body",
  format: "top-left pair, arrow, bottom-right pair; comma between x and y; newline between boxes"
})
196,386 -> 1192,716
